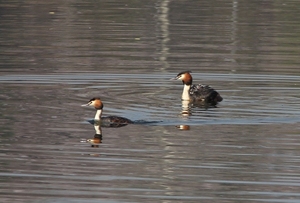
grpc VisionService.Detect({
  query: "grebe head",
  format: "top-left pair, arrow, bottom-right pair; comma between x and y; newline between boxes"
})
82,98 -> 103,110
171,71 -> 193,85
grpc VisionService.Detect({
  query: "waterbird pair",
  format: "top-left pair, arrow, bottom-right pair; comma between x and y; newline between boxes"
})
82,71 -> 222,125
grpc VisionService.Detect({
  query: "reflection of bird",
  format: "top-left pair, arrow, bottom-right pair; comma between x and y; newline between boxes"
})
82,98 -> 133,127
81,134 -> 102,147
87,134 -> 102,147
181,100 -> 191,116
171,71 -> 223,105
176,125 -> 190,130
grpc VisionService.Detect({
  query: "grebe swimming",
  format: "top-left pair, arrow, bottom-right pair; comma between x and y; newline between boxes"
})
82,98 -> 133,127
171,71 -> 223,105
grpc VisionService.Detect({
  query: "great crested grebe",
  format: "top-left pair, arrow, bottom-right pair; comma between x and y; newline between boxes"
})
171,71 -> 223,105
82,98 -> 133,127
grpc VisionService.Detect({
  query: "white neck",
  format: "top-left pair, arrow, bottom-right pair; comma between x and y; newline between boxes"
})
182,84 -> 191,101
94,109 -> 103,120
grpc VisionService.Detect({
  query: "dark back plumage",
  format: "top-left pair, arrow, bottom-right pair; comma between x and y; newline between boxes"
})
102,116 -> 133,127
190,84 -> 223,104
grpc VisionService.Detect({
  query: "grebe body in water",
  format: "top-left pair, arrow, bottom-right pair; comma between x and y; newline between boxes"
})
82,98 -> 133,127
171,71 -> 223,105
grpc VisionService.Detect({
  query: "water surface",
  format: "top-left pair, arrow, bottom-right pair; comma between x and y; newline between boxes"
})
1,0 -> 300,203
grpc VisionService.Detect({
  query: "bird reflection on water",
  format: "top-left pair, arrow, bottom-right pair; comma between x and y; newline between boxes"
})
176,125 -> 190,130
177,98 -> 219,131
177,100 -> 192,131
80,122 -> 103,147
87,134 -> 103,148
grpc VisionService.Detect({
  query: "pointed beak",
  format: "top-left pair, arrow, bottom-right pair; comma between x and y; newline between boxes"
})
170,76 -> 179,81
81,103 -> 90,107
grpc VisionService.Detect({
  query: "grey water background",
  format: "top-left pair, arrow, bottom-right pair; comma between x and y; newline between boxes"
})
1,0 -> 300,202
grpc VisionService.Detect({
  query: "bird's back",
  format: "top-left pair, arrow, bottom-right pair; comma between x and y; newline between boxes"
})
190,84 -> 223,104
102,116 -> 133,127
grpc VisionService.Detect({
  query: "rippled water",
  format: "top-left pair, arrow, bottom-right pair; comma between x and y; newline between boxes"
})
1,0 -> 300,203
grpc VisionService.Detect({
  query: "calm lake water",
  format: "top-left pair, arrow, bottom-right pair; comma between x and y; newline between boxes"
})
1,0 -> 300,203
